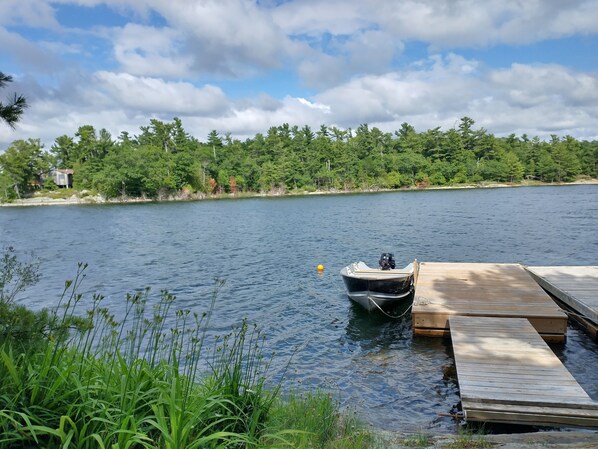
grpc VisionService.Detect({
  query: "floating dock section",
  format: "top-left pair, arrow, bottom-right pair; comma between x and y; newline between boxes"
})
412,262 -> 568,342
450,316 -> 598,427
526,266 -> 598,340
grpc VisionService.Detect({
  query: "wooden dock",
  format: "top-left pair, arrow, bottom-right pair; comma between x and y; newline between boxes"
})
412,262 -> 568,342
450,316 -> 598,427
526,266 -> 598,340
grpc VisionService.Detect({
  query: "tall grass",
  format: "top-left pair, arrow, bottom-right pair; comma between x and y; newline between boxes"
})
0,262 -> 374,448
265,391 -> 377,449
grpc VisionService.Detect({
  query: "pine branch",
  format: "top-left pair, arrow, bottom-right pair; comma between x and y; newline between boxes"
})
0,72 -> 13,88
0,93 -> 28,129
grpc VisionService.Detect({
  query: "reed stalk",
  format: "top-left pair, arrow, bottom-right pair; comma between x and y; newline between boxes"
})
0,260 -> 373,448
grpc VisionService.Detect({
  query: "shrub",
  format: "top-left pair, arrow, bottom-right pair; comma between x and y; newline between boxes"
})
0,246 -> 40,305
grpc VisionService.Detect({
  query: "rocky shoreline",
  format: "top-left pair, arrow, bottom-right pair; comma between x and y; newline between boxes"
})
378,430 -> 598,448
1,180 -> 597,208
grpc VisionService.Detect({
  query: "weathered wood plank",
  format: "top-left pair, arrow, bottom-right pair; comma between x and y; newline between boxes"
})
463,401 -> 598,417
414,313 -> 567,336
526,266 -> 598,325
461,386 -> 591,399
458,377 -> 581,387
463,408 -> 598,427
450,316 -> 598,428
452,362 -> 575,375
412,327 -> 566,343
412,262 -> 568,339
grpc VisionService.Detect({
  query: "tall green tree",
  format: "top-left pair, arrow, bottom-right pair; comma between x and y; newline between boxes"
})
458,116 -> 476,154
138,119 -> 175,153
3,113 -> 594,201
502,152 -> 525,182
0,139 -> 46,198
550,135 -> 581,182
422,127 -> 445,161
579,140 -> 598,177
70,126 -> 114,189
50,135 -> 76,169
394,122 -> 423,154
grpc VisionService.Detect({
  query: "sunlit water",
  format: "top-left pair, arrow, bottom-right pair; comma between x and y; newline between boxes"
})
1,185 -> 597,433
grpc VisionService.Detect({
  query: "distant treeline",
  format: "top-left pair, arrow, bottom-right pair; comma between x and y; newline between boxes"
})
1,116 -> 597,200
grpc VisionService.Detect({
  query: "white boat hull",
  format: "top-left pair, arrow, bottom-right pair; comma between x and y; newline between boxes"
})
340,261 -> 415,312
346,289 -> 414,312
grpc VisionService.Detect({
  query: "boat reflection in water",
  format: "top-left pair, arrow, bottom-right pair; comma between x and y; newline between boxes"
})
344,299 -> 413,345
340,254 -> 417,312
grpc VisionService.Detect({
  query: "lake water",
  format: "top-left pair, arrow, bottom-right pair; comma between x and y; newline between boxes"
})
1,185 -> 597,433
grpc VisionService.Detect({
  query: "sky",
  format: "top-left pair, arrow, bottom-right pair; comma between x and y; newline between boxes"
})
1,0 -> 598,150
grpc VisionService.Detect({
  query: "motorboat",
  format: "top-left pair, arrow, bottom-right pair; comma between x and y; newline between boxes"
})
340,254 -> 416,312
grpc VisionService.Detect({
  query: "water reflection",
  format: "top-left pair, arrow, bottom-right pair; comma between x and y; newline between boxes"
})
344,302 -> 412,347
339,295 -> 461,431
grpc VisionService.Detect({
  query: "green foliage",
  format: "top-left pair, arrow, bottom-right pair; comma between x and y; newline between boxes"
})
502,152 -> 525,182
0,246 -> 40,305
266,390 -> 376,449
0,270 -> 265,448
39,187 -> 77,199
2,116 -> 596,202
445,426 -> 492,449
0,251 -> 90,354
0,138 -> 47,199
385,171 -> 402,188
429,171 -> 447,186
403,430 -> 432,447
0,72 -> 27,129
0,249 -> 372,448
579,140 -> 598,177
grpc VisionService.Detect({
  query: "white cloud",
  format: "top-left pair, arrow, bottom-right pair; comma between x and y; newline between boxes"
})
312,56 -> 598,139
315,54 -> 482,124
274,0 -> 598,48
0,0 -> 60,28
195,95 -> 333,139
3,56 -> 598,150
489,63 -> 598,108
0,72 -> 232,148
234,93 -> 282,113
297,52 -> 347,89
345,29 -> 399,73
297,98 -> 330,113
295,29 -> 401,88
0,27 -> 62,72
272,1 -> 369,36
151,0 -> 288,77
93,71 -> 230,115
2,0 -> 598,148
112,24 -> 194,77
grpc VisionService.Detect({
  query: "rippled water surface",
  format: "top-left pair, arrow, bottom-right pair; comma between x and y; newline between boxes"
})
1,185 -> 597,432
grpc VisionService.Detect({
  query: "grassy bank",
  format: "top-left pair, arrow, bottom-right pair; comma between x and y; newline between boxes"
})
0,261 -> 373,448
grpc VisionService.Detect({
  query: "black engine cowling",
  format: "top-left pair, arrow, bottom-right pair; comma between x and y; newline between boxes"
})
378,253 -> 396,270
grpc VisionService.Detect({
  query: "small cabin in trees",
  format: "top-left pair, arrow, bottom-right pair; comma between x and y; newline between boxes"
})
52,169 -> 74,188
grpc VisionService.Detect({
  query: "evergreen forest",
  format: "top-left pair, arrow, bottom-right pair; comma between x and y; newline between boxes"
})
1,116 -> 596,201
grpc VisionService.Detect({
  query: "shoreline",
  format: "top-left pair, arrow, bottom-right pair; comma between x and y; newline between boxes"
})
1,179 -> 597,208
377,429 -> 598,448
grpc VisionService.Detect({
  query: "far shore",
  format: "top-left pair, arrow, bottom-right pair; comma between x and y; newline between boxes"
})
1,178 -> 597,208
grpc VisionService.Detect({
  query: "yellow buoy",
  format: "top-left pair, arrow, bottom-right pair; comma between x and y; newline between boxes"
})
317,264 -> 324,272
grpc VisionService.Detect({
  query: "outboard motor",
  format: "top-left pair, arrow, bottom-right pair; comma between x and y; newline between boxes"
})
378,253 -> 396,270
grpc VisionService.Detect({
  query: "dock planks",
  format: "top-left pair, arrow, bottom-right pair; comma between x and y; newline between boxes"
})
526,266 -> 598,339
450,316 -> 598,427
412,262 -> 568,342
